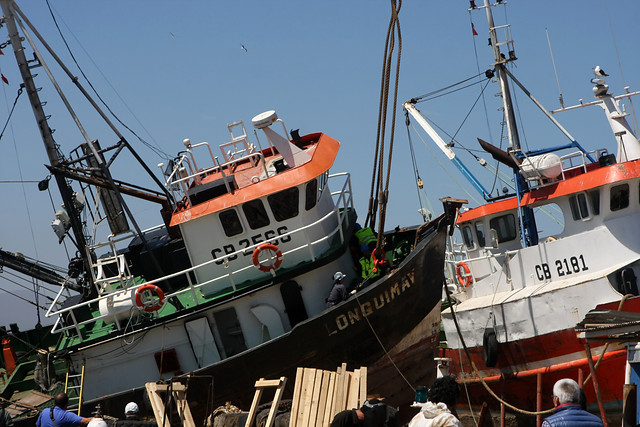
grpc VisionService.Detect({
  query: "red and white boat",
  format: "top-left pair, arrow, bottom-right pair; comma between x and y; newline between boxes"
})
0,0 -> 462,424
404,0 -> 640,420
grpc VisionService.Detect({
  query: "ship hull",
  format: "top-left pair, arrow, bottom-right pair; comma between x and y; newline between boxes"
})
77,216 -> 450,424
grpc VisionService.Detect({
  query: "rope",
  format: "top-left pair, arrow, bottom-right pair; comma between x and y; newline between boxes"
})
582,293 -> 633,386
366,0 -> 402,237
444,283 -> 555,416
0,86 -> 23,142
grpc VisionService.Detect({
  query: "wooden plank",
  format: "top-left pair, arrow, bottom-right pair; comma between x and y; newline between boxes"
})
244,378 -> 265,427
264,377 -> 287,427
145,383 -> 171,426
307,369 -> 324,426
316,371 -> 330,427
289,367 -> 305,427
299,368 -> 317,427
172,389 -> 196,427
346,370 -> 359,409
358,366 -> 367,407
324,371 -> 337,425
334,363 -> 347,413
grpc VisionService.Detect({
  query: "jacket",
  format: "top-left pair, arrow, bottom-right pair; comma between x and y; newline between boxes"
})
541,404 -> 604,427
408,401 -> 461,427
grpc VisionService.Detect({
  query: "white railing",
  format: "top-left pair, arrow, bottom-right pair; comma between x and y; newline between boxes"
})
46,172 -> 354,340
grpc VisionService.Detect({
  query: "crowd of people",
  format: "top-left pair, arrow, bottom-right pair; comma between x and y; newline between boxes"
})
0,376 -> 607,427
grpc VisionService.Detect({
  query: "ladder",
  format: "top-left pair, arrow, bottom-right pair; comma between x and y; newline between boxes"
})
65,360 -> 86,414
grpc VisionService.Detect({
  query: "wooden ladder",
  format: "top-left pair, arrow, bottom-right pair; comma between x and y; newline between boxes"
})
145,382 -> 196,427
244,377 -> 288,427
64,360 -> 85,414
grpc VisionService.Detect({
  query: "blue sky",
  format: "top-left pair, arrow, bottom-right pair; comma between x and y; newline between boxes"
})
0,0 -> 638,329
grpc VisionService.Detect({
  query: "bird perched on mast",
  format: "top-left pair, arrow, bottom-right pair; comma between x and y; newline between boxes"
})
593,65 -> 608,77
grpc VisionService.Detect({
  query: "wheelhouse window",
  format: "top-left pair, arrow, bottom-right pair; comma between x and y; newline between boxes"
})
461,225 -> 475,249
219,209 -> 243,237
489,214 -> 517,243
305,179 -> 318,211
474,221 -> 486,247
610,184 -> 629,212
242,199 -> 270,229
589,190 -> 600,215
569,193 -> 590,220
268,187 -> 299,221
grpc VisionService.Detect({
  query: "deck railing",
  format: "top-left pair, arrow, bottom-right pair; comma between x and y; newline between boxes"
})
46,172 -> 353,341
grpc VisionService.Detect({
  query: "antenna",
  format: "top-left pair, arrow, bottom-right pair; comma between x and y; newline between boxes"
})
545,28 -> 564,109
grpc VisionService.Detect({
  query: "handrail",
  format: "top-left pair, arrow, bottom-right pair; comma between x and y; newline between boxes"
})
47,172 -> 354,338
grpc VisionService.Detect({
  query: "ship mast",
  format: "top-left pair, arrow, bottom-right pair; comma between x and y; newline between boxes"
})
0,0 -> 90,260
483,0 -> 521,152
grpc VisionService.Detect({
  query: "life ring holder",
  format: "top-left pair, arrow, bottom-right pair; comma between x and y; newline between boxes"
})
252,243 -> 283,272
456,262 -> 473,287
135,284 -> 165,313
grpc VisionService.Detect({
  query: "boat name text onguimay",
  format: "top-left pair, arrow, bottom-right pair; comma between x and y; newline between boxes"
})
534,254 -> 589,281
211,226 -> 291,264
328,270 -> 415,334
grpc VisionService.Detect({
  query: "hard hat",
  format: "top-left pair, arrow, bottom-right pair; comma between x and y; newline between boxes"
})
88,419 -> 108,427
333,272 -> 346,281
125,402 -> 139,415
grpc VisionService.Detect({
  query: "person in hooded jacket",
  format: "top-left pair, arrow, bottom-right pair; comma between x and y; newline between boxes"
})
541,379 -> 603,427
408,376 -> 461,427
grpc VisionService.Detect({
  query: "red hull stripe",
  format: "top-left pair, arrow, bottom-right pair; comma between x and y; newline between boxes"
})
458,159 -> 640,223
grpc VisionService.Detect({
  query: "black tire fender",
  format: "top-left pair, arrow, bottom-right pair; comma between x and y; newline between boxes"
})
483,327 -> 499,367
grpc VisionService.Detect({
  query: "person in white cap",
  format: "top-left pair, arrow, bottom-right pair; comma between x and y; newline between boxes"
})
326,272 -> 348,307
124,402 -> 139,420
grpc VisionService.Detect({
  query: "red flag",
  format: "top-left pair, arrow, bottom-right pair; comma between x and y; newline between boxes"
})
0,49 -> 4,55
1,74 -> 8,84
472,23 -> 478,36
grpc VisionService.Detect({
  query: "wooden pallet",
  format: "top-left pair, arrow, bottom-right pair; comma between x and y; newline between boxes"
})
244,377 -> 288,427
289,363 -> 367,427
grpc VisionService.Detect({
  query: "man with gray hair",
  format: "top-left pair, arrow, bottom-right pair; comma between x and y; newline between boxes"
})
541,379 -> 604,427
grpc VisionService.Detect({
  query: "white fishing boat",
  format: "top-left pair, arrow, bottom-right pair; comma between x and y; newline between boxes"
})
0,0 -> 462,424
404,0 -> 639,422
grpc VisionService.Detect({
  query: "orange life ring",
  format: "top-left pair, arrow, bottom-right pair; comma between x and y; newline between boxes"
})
135,284 -> 165,312
252,243 -> 283,272
456,262 -> 473,287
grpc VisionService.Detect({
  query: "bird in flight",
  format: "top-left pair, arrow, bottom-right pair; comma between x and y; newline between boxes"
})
241,44 -> 247,52
593,65 -> 608,77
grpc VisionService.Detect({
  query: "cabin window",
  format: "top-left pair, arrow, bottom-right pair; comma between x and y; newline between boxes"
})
461,225 -> 475,249
474,222 -> 485,247
242,199 -> 270,229
610,184 -> 629,212
219,209 -> 243,237
489,214 -> 517,243
268,187 -> 300,221
305,179 -> 318,211
569,193 -> 590,220
589,190 -> 600,215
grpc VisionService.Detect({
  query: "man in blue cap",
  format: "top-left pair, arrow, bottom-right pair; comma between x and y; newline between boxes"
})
326,272 -> 348,307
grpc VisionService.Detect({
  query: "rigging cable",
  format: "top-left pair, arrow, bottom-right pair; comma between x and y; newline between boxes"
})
44,0 -> 170,160
468,12 -> 496,148
603,0 -> 638,137
404,110 -> 432,221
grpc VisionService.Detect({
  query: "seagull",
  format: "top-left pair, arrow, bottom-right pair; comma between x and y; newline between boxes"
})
241,44 -> 247,52
170,32 -> 176,39
593,65 -> 608,77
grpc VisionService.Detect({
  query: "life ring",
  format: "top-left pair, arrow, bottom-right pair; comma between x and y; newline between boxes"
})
482,327 -> 499,367
134,284 -> 165,313
456,262 -> 473,287
252,243 -> 283,272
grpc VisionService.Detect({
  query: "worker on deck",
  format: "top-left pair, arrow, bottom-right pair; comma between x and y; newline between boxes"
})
326,272 -> 348,308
